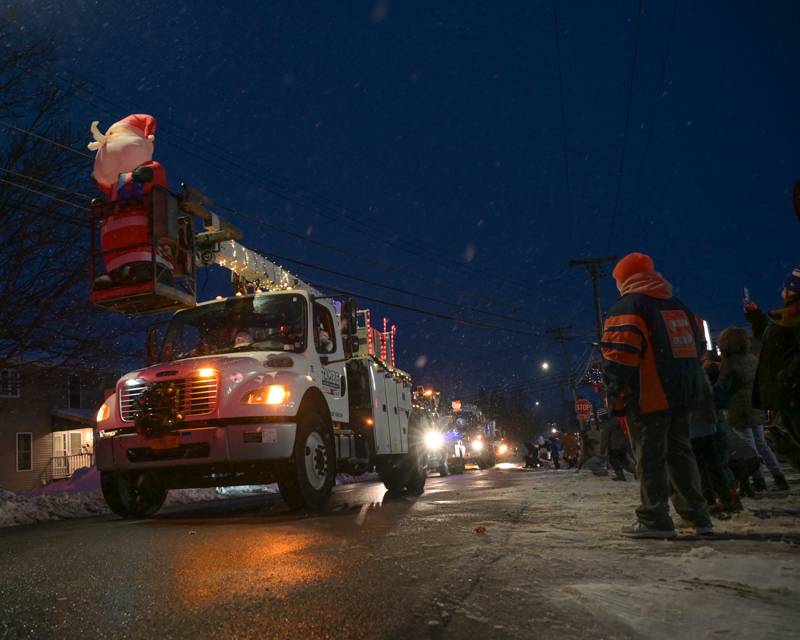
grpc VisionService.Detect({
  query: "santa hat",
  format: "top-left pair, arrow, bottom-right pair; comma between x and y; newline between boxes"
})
87,113 -> 157,151
117,113 -> 157,141
612,252 -> 655,286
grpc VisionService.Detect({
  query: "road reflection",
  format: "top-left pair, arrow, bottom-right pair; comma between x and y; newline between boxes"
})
171,530 -> 335,604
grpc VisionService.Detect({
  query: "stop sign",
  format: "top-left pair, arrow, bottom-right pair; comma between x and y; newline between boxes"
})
575,399 -> 593,421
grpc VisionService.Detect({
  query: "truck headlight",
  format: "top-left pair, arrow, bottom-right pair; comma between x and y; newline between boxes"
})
471,440 -> 484,452
242,384 -> 290,405
424,430 -> 445,450
96,403 -> 110,422
498,444 -> 508,455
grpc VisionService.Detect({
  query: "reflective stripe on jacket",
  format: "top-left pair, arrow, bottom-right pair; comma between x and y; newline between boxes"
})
602,293 -> 705,415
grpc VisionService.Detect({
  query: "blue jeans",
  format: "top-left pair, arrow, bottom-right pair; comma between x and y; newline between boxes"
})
737,425 -> 782,479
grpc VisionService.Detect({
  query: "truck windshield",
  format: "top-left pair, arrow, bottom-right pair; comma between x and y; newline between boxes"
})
159,293 -> 307,361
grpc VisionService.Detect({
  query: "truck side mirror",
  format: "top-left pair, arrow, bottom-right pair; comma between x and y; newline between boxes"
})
341,299 -> 358,336
146,327 -> 160,365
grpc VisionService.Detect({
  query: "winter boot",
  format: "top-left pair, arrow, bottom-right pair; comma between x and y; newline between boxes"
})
752,476 -> 768,492
772,474 -> 790,492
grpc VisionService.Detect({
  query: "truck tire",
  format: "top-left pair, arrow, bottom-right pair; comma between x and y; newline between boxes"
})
451,457 -> 465,474
100,471 -> 167,518
378,432 -> 427,496
277,411 -> 335,511
439,461 -> 450,477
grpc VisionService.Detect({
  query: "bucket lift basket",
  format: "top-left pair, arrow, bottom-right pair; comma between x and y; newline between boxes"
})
89,187 -> 196,316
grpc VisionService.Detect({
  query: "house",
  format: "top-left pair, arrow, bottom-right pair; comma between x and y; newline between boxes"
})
0,362 -> 118,492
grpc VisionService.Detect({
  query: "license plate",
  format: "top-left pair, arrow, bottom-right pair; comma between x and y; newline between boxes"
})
149,435 -> 180,450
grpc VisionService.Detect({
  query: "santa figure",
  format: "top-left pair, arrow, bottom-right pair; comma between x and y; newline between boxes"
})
88,114 -> 173,288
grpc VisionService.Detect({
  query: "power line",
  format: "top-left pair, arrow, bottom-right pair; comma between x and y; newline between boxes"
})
0,165 -> 538,327
265,251 -> 528,324
607,0 -> 645,248
24,65 -> 540,295
0,120 -> 93,159
304,278 -> 553,338
0,177 -> 91,217
0,167 -> 93,201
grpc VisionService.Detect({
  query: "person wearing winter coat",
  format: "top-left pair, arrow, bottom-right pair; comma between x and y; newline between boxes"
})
600,417 -> 631,481
717,326 -> 788,491
690,363 -> 740,512
601,252 -> 712,539
745,263 -> 800,475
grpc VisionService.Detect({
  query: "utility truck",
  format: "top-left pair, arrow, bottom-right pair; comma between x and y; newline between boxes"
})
91,185 -> 427,517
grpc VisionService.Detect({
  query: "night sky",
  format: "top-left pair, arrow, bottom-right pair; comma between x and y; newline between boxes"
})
15,0 -> 800,412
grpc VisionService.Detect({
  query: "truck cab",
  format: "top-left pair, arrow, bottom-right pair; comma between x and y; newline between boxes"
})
95,290 -> 425,517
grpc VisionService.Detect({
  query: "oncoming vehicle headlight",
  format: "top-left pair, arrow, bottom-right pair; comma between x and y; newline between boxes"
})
471,439 -> 484,452
498,443 -> 509,455
424,430 -> 445,450
242,385 -> 290,405
96,403 -> 110,422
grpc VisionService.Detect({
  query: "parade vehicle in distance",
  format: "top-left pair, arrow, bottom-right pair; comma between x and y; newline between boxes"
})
414,388 -> 466,476
90,183 -> 427,517
451,403 -> 497,470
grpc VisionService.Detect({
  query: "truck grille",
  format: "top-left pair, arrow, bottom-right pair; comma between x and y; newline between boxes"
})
119,376 -> 218,421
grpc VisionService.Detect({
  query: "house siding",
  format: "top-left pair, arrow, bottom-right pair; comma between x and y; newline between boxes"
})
0,364 -> 116,492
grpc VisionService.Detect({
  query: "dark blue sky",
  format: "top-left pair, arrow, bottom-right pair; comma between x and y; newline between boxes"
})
20,0 -> 800,411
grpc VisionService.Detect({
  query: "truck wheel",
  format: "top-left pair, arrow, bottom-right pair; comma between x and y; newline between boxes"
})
377,460 -> 407,495
277,411 -> 335,510
452,458 -> 465,474
439,462 -> 450,477
100,471 -> 167,518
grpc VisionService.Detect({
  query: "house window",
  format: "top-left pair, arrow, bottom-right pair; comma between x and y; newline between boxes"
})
0,369 -> 20,398
68,374 -> 81,409
16,433 -> 32,471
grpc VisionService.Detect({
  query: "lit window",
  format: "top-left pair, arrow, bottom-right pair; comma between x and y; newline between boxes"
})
0,369 -> 20,398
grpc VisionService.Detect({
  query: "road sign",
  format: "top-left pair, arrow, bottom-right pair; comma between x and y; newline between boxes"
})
575,399 -> 593,421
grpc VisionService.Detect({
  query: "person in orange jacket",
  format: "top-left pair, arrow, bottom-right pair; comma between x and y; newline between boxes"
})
601,252 -> 712,539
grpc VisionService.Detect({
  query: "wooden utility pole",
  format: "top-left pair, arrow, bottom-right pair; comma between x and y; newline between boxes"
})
568,256 -> 617,343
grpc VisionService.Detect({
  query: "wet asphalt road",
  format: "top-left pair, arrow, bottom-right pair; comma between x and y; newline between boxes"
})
1,466 -> 580,640
3,466 -> 798,640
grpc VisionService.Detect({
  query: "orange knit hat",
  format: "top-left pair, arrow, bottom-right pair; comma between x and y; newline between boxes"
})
613,252 -> 655,286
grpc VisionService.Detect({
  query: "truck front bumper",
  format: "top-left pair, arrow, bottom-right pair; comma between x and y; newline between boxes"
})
96,421 -> 297,472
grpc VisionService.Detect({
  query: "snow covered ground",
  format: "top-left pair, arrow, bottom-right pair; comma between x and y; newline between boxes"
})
514,467 -> 800,639
0,467 -> 378,528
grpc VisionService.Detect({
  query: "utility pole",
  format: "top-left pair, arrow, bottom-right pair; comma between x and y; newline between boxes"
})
568,256 -> 618,343
546,325 -> 582,430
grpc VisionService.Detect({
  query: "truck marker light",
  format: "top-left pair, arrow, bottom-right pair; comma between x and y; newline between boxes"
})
364,417 -> 374,426
197,367 -> 216,379
96,404 -> 110,422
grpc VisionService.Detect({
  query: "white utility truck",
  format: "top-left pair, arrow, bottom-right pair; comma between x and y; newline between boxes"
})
92,187 -> 426,517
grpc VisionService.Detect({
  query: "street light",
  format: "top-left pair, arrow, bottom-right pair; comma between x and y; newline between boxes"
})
535,401 -> 540,406
541,361 -> 550,371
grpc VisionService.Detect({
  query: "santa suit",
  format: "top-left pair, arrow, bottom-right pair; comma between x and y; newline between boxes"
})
88,114 -> 172,278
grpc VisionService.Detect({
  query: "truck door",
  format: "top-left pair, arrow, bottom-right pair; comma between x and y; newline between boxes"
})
313,300 -> 348,423
385,374 -> 401,452
369,362 -> 392,454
